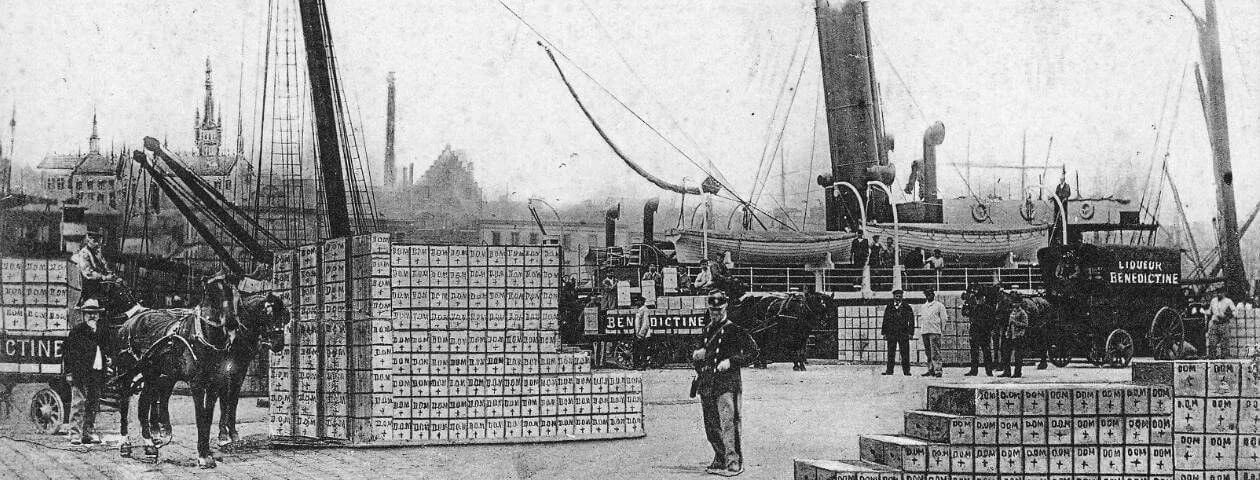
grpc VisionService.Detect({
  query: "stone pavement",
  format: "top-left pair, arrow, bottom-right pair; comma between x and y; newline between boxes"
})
0,364 -> 1129,479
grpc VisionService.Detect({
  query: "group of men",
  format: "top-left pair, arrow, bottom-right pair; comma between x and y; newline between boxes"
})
850,232 -> 947,270
881,286 -> 1032,378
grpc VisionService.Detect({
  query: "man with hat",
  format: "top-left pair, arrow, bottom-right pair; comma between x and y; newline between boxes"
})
881,289 -> 915,376
692,291 -> 759,476
64,299 -> 109,444
71,227 -> 119,307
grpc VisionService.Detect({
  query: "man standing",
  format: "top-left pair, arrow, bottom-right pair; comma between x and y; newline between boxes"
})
919,288 -> 947,377
71,227 -> 118,306
632,297 -> 652,370
963,290 -> 994,376
1206,291 -> 1235,359
64,299 -> 108,445
881,290 -> 914,376
692,292 -> 759,477
869,235 -> 883,268
999,305 -> 1029,378
850,233 -> 870,268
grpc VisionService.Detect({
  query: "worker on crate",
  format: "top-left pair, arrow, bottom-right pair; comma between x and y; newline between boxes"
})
71,227 -> 123,309
64,299 -> 109,445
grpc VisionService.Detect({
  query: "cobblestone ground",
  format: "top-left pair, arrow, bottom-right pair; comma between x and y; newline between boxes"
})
0,364 -> 1128,479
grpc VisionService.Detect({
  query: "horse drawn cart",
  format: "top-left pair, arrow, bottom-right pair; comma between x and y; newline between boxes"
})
0,256 -> 120,434
1036,243 -> 1198,368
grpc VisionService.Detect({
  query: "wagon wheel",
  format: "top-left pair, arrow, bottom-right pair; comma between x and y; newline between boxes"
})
1104,329 -> 1134,368
29,387 -> 65,435
1148,307 -> 1185,360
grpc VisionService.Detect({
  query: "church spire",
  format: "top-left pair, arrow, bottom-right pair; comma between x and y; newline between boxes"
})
89,110 -> 100,154
203,57 -> 215,129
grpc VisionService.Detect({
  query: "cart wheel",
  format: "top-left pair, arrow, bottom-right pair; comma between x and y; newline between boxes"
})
1148,307 -> 1185,360
1105,329 -> 1134,368
1049,343 -> 1071,368
29,387 -> 65,435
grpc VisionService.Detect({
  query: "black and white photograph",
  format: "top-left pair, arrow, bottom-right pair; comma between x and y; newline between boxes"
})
1,0 -> 1259,478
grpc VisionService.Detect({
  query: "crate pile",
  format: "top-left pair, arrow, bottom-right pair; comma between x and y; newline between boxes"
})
795,382 -> 1180,479
836,294 -> 972,366
0,258 -> 79,374
270,235 -> 645,445
1132,359 -> 1260,476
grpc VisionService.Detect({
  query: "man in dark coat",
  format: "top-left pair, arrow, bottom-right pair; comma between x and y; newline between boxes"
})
64,299 -> 109,444
962,289 -> 994,376
881,289 -> 914,376
850,233 -> 870,268
692,292 -> 759,476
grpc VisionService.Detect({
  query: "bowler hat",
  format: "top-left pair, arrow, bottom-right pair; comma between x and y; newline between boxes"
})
79,298 -> 105,312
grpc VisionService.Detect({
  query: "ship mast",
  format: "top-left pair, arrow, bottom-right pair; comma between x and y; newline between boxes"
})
1185,0 -> 1248,298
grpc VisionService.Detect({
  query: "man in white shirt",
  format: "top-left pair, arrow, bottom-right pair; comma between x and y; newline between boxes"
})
918,288 -> 948,377
1207,292 -> 1235,359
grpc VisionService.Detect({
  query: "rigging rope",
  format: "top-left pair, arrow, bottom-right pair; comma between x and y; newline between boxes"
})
496,0 -> 761,209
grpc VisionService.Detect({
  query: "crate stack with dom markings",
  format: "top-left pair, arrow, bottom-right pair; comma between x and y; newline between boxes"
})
269,234 -> 645,445
268,249 -> 298,437
795,382 -> 1179,480
0,258 -> 78,373
1132,359 -> 1260,477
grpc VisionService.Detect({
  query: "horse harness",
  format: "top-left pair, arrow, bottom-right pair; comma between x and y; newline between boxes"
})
119,306 -> 234,365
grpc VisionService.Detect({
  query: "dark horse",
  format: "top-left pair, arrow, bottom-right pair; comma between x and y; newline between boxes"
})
108,274 -> 242,468
216,288 -> 288,446
713,276 -> 835,371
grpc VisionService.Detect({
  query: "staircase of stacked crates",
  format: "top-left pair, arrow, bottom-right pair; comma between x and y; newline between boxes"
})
795,359 -> 1259,479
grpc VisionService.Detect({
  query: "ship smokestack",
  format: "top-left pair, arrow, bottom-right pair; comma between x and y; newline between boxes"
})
814,0 -> 893,230
605,204 -> 620,247
385,72 -> 397,187
642,199 -> 659,245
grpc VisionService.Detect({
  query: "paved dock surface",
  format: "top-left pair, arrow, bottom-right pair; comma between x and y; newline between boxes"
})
0,364 -> 1128,479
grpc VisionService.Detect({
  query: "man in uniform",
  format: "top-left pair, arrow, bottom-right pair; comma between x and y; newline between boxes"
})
1206,291 -> 1235,359
692,292 -> 759,476
71,227 -> 119,307
881,290 -> 915,376
64,299 -> 108,445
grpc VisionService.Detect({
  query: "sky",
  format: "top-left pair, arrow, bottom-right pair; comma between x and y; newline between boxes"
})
1,0 -> 1258,231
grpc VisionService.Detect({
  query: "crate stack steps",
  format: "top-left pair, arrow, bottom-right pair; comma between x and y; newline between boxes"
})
1132,359 -> 1260,477
269,235 -> 644,446
796,382 -> 1178,480
0,257 -> 78,373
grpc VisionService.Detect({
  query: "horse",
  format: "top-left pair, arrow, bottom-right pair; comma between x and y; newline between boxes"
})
110,274 -> 240,468
215,288 -> 288,447
713,276 -> 835,371
993,289 -> 1054,370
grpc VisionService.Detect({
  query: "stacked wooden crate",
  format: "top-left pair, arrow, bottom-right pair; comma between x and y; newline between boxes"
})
796,382 -> 1178,479
270,235 -> 645,445
0,257 -> 78,374
1132,359 -> 1260,477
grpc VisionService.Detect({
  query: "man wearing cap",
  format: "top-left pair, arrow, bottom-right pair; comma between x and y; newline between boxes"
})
64,299 -> 108,444
919,288 -> 947,377
1206,291 -> 1235,359
692,292 -> 759,476
881,289 -> 915,376
71,227 -> 119,307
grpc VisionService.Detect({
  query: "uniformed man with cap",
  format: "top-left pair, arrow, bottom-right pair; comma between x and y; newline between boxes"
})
691,291 -> 759,476
70,227 -> 119,307
64,299 -> 109,445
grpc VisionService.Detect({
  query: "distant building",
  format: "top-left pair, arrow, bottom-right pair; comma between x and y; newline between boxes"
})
34,114 -> 128,212
377,145 -> 485,243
